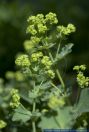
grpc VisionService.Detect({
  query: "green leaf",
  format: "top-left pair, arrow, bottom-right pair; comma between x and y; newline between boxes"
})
73,88 -> 89,119
39,106 -> 75,129
38,43 -> 56,50
12,104 -> 32,123
39,88 -> 89,129
54,43 -> 74,63
29,81 -> 51,99
20,87 -> 32,104
39,116 -> 59,129
35,81 -> 51,90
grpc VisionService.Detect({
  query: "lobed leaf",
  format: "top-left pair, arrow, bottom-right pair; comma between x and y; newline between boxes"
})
12,104 -> 32,123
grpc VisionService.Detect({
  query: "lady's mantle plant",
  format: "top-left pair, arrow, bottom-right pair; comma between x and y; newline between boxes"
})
8,12 -> 89,131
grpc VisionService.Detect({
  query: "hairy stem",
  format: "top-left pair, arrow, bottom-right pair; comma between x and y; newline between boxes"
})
48,51 -> 66,91
50,82 -> 63,95
48,52 -> 54,62
56,69 -> 66,91
32,101 -> 36,132
56,43 -> 60,57
32,121 -> 36,132
56,36 -> 63,57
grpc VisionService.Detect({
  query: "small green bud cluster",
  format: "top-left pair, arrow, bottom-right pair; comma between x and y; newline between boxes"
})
31,53 -> 55,78
73,65 -> 89,88
26,25 -> 37,35
5,71 -> 24,81
45,12 -> 58,24
73,65 -> 86,71
15,54 -> 31,67
26,14 -> 47,35
10,89 -> 20,108
0,120 -> 7,129
15,50 -> 55,79
41,56 -> 55,78
15,71 -> 24,81
77,72 -> 89,88
41,56 -> 52,69
31,52 -> 43,62
27,14 -> 44,25
45,69 -> 55,79
24,36 -> 41,51
48,95 -> 65,109
57,23 -> 76,35
24,40 -> 34,51
26,12 -> 58,35
37,23 -> 47,34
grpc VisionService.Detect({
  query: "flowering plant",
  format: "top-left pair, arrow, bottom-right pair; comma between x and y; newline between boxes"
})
0,12 -> 89,132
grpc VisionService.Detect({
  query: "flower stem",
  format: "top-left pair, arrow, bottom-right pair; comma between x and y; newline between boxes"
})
56,36 -> 63,58
50,82 -> 63,95
32,101 -> 36,132
32,121 -> 36,132
56,69 -> 66,91
48,51 -> 66,91
56,43 -> 60,57
48,52 -> 54,62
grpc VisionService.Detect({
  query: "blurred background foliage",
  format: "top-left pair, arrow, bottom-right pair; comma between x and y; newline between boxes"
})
0,0 -> 89,78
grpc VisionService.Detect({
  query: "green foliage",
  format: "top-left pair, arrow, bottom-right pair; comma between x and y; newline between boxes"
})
73,88 -> 89,119
0,12 -> 89,132
12,104 -> 32,123
54,43 -> 74,63
39,106 -> 74,129
10,89 -> 20,108
39,88 -> 89,129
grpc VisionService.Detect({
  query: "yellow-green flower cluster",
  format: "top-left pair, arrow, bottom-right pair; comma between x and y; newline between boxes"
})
73,65 -> 86,71
26,25 -> 37,35
24,36 -> 41,51
41,56 -> 55,78
5,71 -> 24,81
73,65 -> 89,88
24,40 -> 34,51
45,12 -> 58,24
41,56 -> 52,69
0,120 -> 7,129
37,23 -> 47,34
15,54 -> 31,67
57,23 -> 76,35
45,69 -> 55,79
27,14 -> 47,35
26,12 -> 58,35
10,89 -> 20,108
48,95 -> 65,109
27,14 -> 44,25
15,71 -> 24,81
31,52 -> 43,62
77,72 -> 89,88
